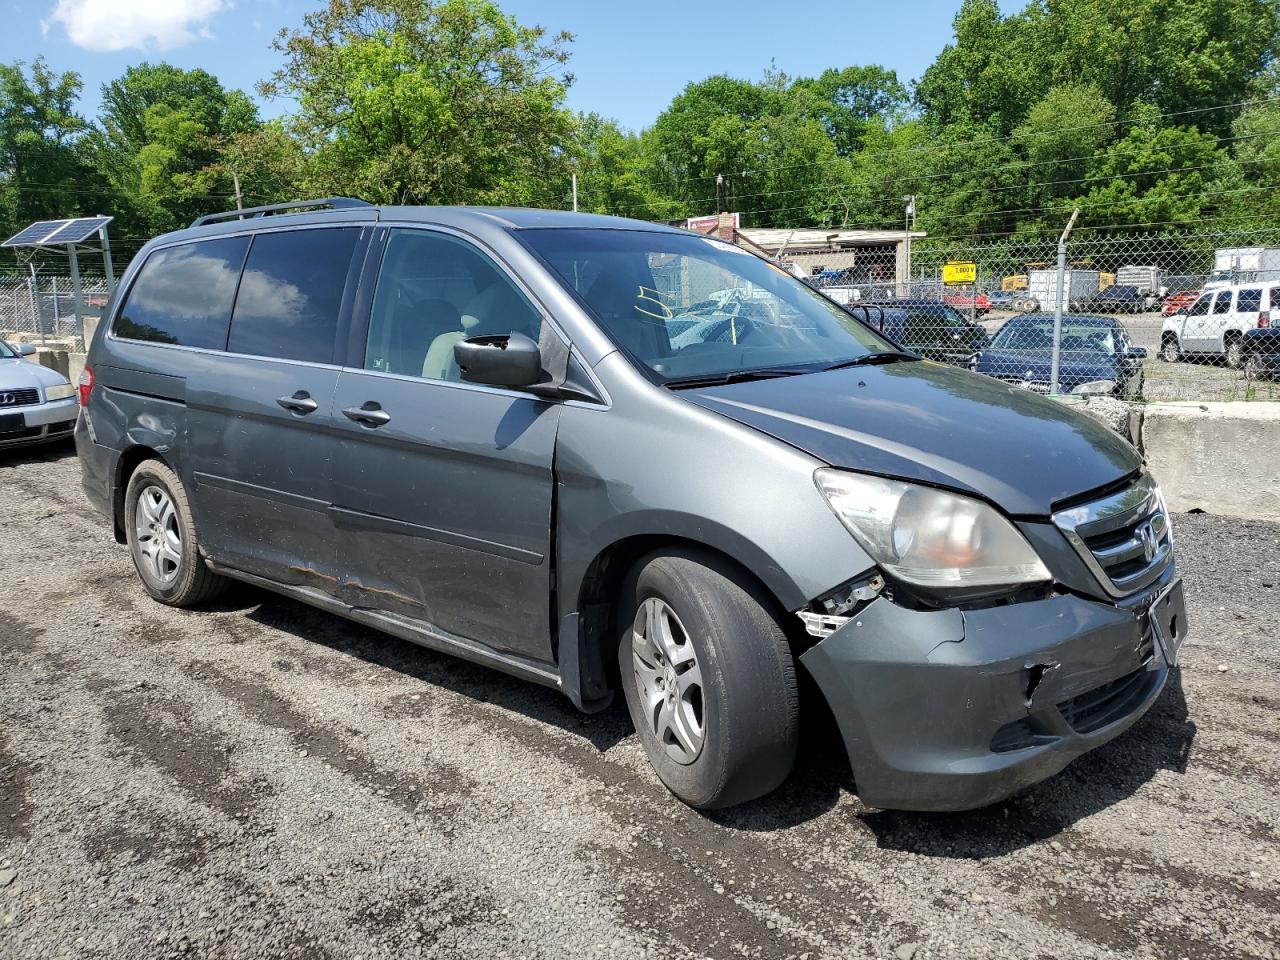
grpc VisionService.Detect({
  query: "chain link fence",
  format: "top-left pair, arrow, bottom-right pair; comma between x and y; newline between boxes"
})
0,274 -> 110,353
792,228 -> 1280,402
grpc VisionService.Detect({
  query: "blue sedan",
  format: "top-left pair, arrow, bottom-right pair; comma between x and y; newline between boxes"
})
972,313 -> 1146,398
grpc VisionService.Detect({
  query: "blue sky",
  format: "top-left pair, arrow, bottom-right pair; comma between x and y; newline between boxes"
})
6,0 -> 1021,131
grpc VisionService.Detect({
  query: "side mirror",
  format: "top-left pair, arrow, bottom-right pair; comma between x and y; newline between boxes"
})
17,343 -> 36,356
1126,346 -> 1148,359
455,331 -> 542,388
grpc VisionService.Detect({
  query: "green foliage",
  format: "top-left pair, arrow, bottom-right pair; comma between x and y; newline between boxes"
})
1,0 -> 1279,256
261,0 -> 576,206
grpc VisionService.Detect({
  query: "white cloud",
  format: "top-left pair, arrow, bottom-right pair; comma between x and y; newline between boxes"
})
47,0 -> 227,52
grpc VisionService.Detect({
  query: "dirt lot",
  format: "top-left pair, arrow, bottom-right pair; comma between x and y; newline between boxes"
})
2,443 -> 1278,960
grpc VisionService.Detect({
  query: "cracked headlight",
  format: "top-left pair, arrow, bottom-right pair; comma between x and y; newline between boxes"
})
1070,379 -> 1116,396
44,383 -> 76,401
815,469 -> 1051,590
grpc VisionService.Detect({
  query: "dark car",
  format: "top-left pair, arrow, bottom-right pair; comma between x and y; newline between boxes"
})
852,299 -> 988,365
76,198 -> 1185,813
1072,284 -> 1150,314
973,313 -> 1146,398
1242,327 -> 1280,380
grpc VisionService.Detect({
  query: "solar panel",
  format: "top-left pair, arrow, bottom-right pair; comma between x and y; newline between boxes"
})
3,216 -> 113,247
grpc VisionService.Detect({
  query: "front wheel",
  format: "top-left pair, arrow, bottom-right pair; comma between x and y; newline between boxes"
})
124,459 -> 228,606
1245,354 -> 1268,381
1161,336 -> 1182,363
618,551 -> 799,809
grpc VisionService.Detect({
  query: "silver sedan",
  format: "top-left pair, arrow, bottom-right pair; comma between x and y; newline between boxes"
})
0,340 -> 79,448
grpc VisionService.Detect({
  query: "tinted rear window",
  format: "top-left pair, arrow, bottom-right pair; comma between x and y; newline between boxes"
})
114,236 -> 250,348
1238,288 -> 1262,312
227,228 -> 360,364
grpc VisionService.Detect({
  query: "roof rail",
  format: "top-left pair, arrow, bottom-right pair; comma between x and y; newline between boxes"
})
190,197 -> 373,229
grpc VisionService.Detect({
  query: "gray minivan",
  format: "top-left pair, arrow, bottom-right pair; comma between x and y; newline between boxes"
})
76,199 -> 1187,811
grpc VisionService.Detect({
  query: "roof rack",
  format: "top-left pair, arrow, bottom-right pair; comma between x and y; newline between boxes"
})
190,197 -> 373,229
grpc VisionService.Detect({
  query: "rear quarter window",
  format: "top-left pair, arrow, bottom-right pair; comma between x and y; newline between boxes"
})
1238,288 -> 1262,312
113,236 -> 250,348
226,228 -> 361,364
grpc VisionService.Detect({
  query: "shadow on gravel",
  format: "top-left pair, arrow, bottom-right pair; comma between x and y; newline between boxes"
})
859,672 -> 1195,858
0,436 -> 76,468
241,590 -> 635,753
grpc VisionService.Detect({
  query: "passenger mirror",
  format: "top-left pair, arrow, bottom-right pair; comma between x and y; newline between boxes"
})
455,331 -> 543,388
1126,346 -> 1148,359
17,343 -> 36,356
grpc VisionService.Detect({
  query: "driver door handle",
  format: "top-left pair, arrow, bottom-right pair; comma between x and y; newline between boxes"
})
276,392 -> 318,414
343,403 -> 391,427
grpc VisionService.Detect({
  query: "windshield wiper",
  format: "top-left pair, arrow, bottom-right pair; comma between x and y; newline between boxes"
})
821,350 -> 921,371
663,368 -> 810,390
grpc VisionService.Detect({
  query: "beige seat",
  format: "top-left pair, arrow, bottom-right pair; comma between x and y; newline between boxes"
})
422,283 -> 534,381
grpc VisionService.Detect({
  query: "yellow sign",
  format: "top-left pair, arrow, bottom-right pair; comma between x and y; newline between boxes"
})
943,261 -> 977,284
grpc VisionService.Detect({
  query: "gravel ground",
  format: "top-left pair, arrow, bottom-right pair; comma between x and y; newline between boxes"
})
2,443 -> 1278,960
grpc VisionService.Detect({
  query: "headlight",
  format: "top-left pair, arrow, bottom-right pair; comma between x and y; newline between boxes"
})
1070,379 -> 1116,396
44,383 -> 76,401
814,469 -> 1050,590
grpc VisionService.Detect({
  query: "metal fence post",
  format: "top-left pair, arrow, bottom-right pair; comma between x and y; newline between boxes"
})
1050,208 -> 1080,395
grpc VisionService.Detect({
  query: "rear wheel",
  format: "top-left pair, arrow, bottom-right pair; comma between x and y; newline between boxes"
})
618,550 -> 799,809
124,459 -> 228,606
1161,336 -> 1182,363
1225,336 -> 1244,369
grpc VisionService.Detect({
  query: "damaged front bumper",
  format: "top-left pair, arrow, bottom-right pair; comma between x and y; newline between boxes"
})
799,573 -> 1186,811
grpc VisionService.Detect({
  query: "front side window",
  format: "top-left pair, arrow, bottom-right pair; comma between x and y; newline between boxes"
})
1187,294 -> 1212,316
364,229 -> 543,382
519,228 -> 894,383
227,228 -> 360,364
114,236 -> 250,348
1213,291 -> 1234,314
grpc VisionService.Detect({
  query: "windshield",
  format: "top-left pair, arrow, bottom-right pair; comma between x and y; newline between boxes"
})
991,317 -> 1118,354
0,340 -> 16,359
519,228 -> 896,382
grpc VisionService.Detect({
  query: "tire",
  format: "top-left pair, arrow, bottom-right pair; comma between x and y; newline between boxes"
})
1123,371 -> 1145,399
617,550 -> 799,809
1245,354 -> 1268,381
1225,337 -> 1244,369
124,458 -> 229,607
1161,336 -> 1182,363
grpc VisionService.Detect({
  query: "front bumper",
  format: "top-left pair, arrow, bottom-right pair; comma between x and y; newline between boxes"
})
0,397 -> 78,448
800,574 -> 1186,811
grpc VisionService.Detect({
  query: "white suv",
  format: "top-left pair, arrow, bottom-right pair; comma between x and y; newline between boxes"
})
1160,282 -> 1280,367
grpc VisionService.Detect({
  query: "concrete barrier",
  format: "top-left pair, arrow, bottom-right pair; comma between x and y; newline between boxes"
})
1141,401 -> 1280,521
34,346 -> 70,377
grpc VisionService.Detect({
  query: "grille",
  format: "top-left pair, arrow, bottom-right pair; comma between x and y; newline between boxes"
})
1058,669 -> 1156,734
0,425 -> 44,441
0,388 -> 40,408
1052,473 -> 1173,598
995,376 -> 1051,394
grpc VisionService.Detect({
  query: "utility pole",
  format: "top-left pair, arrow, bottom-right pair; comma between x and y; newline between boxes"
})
232,170 -> 244,211
903,195 -> 916,297
1050,208 -> 1081,395
571,173 -> 578,212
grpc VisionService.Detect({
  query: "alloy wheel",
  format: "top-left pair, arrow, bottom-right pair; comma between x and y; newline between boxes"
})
134,484 -> 183,586
631,597 -> 705,764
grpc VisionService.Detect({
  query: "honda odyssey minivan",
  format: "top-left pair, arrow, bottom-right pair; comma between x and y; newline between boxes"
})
76,199 -> 1187,811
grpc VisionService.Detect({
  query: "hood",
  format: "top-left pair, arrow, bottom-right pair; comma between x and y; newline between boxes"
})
683,360 -> 1140,516
0,356 -> 70,391
974,350 -> 1118,387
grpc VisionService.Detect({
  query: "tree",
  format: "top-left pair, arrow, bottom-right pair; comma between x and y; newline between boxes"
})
261,0 -> 576,206
0,58 -> 107,239
792,65 -> 908,155
569,113 -> 668,219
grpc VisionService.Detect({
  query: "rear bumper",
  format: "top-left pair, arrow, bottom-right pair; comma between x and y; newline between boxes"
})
74,412 -> 116,520
0,398 -> 78,448
800,575 -> 1185,811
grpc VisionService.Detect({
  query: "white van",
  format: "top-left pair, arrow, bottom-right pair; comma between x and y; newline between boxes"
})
1160,282 -> 1280,367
